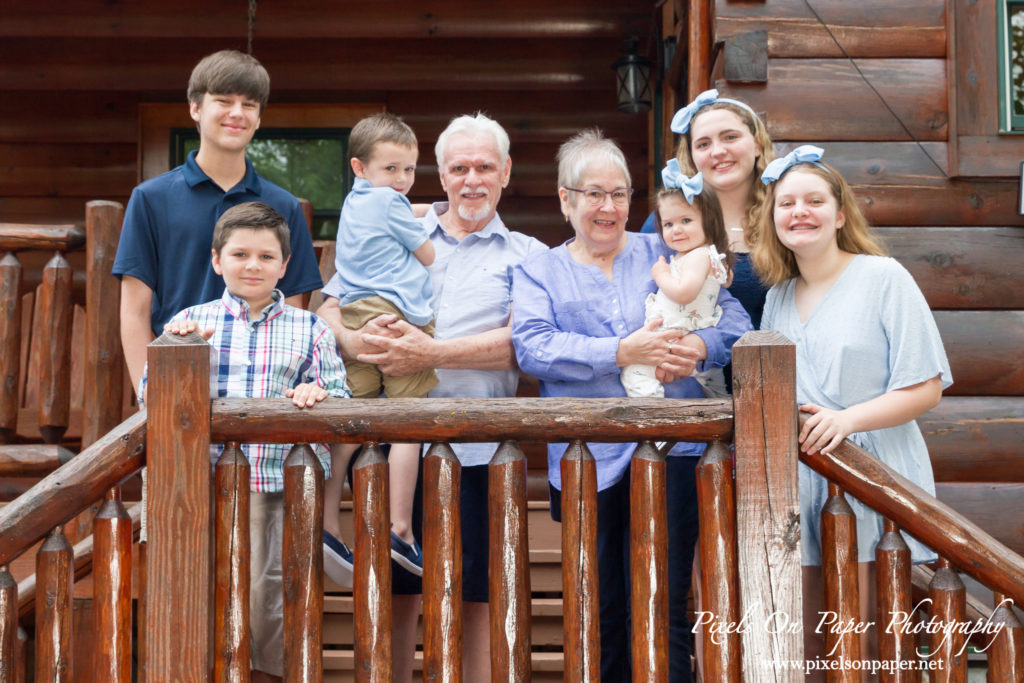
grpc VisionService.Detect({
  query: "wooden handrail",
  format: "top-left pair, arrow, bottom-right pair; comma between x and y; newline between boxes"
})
209,396 -> 734,444
0,411 -> 146,567
799,414 -> 1024,608
0,224 -> 85,252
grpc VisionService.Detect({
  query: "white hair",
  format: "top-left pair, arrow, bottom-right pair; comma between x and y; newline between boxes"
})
435,112 -> 510,169
556,128 -> 630,191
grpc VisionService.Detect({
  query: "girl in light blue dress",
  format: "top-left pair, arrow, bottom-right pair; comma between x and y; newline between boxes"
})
753,146 -> 952,668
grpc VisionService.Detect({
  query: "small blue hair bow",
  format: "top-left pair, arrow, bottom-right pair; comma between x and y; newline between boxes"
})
661,160 -> 703,204
670,88 -> 759,135
760,145 -> 826,184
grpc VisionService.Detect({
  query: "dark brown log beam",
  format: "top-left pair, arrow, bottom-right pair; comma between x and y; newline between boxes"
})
0,411 -> 146,567
0,225 -> 84,252
0,444 -> 75,476
210,397 -> 733,444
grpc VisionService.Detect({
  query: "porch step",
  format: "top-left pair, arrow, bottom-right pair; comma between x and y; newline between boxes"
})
322,650 -> 565,682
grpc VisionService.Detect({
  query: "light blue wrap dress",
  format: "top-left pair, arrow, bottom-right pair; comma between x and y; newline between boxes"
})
762,254 -> 953,565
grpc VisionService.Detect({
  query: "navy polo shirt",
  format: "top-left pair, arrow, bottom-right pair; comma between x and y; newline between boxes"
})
113,151 -> 322,336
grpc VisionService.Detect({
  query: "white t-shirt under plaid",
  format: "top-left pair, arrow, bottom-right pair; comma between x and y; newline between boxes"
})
158,288 -> 350,492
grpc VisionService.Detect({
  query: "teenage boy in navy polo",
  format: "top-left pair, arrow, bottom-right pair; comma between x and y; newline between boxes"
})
114,49 -> 321,395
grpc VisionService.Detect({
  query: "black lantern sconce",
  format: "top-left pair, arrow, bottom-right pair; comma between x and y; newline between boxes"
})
613,37 -> 652,114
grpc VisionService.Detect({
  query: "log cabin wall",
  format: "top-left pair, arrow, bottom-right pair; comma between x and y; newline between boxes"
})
0,0 -> 655,249
705,0 -> 1024,555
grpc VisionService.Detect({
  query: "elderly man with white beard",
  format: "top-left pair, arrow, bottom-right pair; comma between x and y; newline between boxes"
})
317,112 -> 547,681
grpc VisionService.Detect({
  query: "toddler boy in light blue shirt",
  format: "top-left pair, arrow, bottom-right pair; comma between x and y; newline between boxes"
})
324,113 -> 435,584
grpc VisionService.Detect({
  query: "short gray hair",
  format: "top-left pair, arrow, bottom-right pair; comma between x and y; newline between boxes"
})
556,128 -> 630,190
435,113 -> 510,169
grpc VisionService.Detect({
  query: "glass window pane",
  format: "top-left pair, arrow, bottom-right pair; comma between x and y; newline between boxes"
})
1011,4 -> 1024,116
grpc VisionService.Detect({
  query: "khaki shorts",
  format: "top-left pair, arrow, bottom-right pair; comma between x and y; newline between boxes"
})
340,296 -> 439,398
250,491 -> 284,676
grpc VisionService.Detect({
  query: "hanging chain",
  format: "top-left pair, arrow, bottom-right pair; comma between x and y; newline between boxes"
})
247,0 -> 257,55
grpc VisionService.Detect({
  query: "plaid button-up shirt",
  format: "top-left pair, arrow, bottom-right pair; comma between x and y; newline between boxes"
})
143,288 -> 350,492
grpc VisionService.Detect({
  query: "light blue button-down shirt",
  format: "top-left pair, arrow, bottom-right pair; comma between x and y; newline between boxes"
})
511,232 -> 752,491
323,202 -> 547,466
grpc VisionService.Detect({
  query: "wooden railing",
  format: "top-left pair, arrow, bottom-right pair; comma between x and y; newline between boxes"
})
2,330 -> 1024,681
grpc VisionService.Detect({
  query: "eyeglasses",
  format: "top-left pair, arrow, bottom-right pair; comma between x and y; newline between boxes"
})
564,187 -> 634,206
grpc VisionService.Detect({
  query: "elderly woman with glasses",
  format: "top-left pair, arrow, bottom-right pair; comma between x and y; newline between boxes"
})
511,129 -> 751,682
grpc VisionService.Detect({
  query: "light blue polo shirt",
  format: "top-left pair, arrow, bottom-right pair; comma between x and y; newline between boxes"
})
323,202 -> 547,466
333,178 -> 434,326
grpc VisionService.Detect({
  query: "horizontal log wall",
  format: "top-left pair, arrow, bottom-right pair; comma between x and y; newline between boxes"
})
713,0 -> 1024,581
0,1 -> 654,244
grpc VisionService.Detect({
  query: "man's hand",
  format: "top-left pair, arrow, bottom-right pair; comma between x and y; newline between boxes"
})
286,383 -> 329,408
357,319 -> 438,377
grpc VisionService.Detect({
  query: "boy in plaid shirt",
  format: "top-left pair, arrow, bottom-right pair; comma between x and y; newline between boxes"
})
148,201 -> 349,681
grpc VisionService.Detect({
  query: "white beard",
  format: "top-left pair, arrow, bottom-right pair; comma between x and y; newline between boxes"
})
456,201 -> 492,222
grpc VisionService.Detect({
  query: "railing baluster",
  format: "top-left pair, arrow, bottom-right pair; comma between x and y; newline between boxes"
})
488,440 -> 531,682
35,525 -> 73,681
696,440 -> 740,682
353,443 -> 392,682
986,591 -> 1023,680
37,251 -> 72,444
282,444 -> 324,682
629,440 -> 668,681
214,443 -> 250,683
0,252 -> 22,445
875,518 -> 917,682
15,626 -> 27,683
82,200 -> 126,446
0,564 -> 16,683
423,442 -> 462,682
560,440 -> 600,682
929,558 -> 967,682
821,481 -> 860,679
93,487 -> 132,682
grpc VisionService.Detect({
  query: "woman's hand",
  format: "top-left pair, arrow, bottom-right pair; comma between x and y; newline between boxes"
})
654,333 -> 706,382
615,318 -> 681,367
798,403 -> 855,455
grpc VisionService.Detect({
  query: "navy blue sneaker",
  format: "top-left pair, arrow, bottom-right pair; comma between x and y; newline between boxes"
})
390,530 -> 423,577
323,530 -> 354,589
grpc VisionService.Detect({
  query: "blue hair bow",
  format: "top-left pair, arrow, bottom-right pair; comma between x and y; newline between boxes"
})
760,145 -> 826,184
661,160 -> 703,204
670,88 -> 759,135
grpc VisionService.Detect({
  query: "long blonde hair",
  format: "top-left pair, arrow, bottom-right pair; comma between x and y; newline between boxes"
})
676,100 -> 774,246
752,163 -> 887,286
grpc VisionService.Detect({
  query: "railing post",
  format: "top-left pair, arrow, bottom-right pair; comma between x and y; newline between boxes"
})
629,441 -> 668,681
929,559 -> 967,682
821,482 -> 860,680
282,443 -> 324,682
353,443 -> 392,682
37,251 -> 72,444
145,330 -> 212,680
876,519 -> 916,682
488,440 -> 531,682
83,200 -> 125,447
35,526 -> 73,681
0,565 -> 16,683
423,443 -> 463,682
560,440 -> 600,682
987,591 -> 1024,680
93,487 -> 132,683
732,331 -> 802,680
696,440 -> 741,682
0,252 -> 21,445
214,443 -> 250,683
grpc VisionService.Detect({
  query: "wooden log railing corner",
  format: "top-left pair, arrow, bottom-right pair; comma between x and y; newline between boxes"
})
5,326 -> 1024,681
